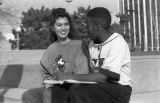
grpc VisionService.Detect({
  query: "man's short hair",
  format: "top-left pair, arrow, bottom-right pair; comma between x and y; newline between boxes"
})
87,7 -> 111,29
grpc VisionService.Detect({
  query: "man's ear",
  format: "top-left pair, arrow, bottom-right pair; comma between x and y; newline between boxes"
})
94,24 -> 101,32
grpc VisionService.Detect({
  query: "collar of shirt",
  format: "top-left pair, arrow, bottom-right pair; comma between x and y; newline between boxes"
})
90,33 -> 121,47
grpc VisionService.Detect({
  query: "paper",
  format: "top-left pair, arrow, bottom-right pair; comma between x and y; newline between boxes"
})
43,79 -> 97,85
65,79 -> 97,84
43,79 -> 64,84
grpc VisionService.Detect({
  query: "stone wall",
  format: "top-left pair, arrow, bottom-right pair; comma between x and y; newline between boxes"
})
0,50 -> 160,93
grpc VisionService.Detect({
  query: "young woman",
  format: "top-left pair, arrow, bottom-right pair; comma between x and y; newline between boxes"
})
41,8 -> 89,103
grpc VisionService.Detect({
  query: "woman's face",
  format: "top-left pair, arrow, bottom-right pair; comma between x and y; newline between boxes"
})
52,17 -> 70,40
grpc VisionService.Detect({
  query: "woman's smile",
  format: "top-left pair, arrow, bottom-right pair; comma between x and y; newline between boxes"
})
53,17 -> 70,40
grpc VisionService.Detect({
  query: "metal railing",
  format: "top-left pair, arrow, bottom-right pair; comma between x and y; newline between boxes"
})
119,0 -> 160,52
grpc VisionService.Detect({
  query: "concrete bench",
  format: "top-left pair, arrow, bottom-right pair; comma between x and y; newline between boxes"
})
0,50 -> 160,103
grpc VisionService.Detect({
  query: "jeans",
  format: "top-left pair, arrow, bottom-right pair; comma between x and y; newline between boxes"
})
22,87 -> 44,103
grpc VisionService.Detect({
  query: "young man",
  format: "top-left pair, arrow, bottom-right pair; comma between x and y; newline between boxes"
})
55,7 -> 132,103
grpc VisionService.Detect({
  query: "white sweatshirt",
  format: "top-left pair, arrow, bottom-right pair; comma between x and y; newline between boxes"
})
89,33 -> 132,86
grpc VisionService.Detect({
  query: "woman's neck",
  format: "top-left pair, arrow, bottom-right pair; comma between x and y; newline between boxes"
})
58,38 -> 71,45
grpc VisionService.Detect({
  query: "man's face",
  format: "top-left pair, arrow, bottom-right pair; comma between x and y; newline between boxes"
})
86,17 -> 102,43
86,17 -> 96,40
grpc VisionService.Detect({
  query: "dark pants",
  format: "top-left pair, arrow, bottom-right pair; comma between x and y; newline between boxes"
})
69,82 -> 132,103
22,84 -> 73,103
51,84 -> 73,103
22,87 -> 44,103
22,82 -> 132,103
52,82 -> 131,103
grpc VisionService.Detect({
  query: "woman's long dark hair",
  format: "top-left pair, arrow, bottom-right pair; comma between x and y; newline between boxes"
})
49,8 -> 78,44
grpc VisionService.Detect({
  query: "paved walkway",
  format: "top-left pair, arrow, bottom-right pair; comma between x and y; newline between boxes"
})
0,87 -> 160,103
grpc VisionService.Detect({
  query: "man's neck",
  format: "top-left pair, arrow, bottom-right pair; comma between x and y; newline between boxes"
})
99,30 -> 112,44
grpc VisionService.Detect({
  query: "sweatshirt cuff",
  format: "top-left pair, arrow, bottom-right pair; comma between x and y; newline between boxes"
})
99,68 -> 120,81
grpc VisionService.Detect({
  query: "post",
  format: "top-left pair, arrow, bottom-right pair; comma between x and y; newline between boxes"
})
127,0 -> 131,38
65,0 -> 73,13
137,0 -> 142,47
118,0 -> 123,14
132,0 -> 136,48
149,0 -> 154,51
15,27 -> 21,50
143,0 -> 148,51
155,0 -> 159,51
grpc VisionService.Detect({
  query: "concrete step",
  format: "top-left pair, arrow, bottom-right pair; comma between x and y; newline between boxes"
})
0,87 -> 160,103
0,87 -> 28,103
130,91 -> 160,103
0,97 -> 22,103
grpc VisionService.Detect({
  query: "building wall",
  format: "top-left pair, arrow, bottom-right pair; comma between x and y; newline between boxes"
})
0,40 -> 11,51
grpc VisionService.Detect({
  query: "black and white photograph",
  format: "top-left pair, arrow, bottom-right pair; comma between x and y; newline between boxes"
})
0,0 -> 160,103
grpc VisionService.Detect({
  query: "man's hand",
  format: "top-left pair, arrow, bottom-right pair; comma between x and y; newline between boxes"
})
55,72 -> 72,80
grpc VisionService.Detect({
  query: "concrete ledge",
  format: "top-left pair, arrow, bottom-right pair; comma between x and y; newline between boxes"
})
0,88 -> 160,103
131,55 -> 160,93
0,64 -> 43,88
0,88 -> 29,103
1,54 -> 160,93
0,50 -> 45,65
130,91 -> 160,103
0,50 -> 160,103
